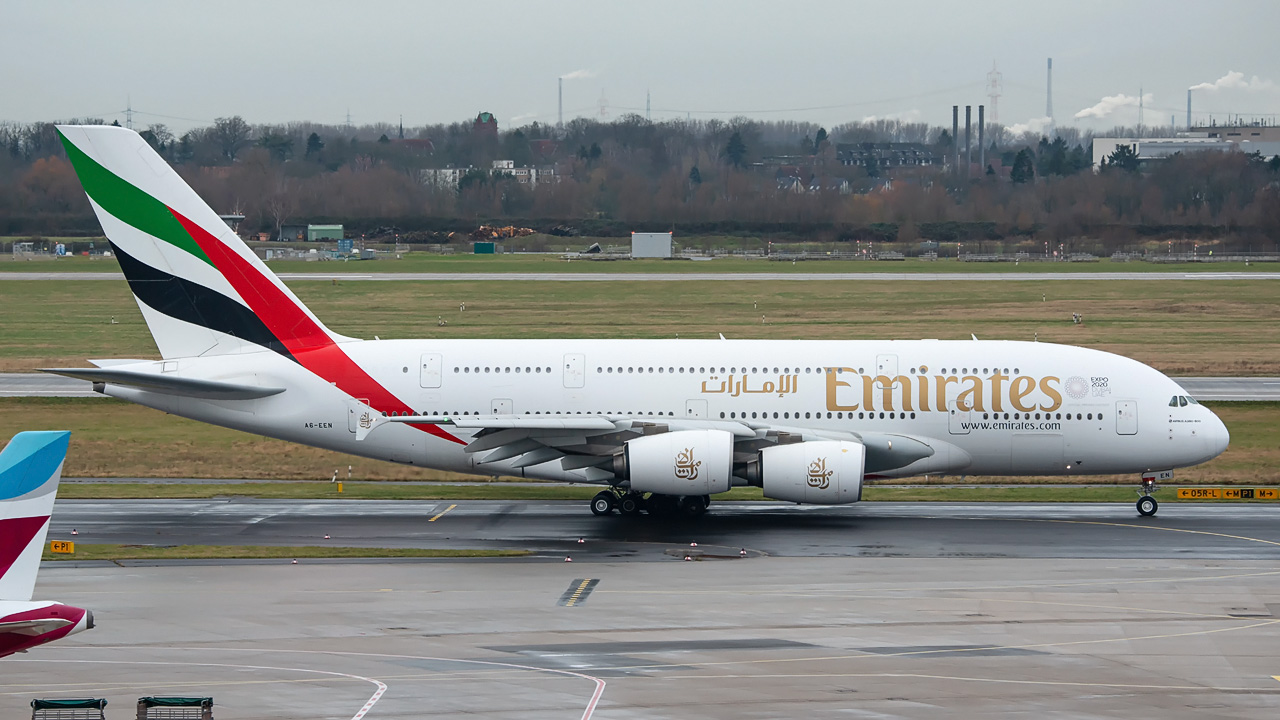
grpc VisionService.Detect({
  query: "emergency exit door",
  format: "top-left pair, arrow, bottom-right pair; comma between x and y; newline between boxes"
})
1115,400 -> 1138,435
419,353 -> 442,388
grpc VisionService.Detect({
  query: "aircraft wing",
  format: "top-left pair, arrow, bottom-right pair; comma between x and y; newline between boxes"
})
40,368 -> 285,400
370,413 -> 938,481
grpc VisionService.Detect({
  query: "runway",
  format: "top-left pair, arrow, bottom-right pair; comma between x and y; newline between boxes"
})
48,500 -> 1280,562
7,372 -> 1277,400
3,270 -> 1280,282
9,500 -> 1280,719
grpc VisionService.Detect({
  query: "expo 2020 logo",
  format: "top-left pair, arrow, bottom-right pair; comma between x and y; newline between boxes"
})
1065,376 -> 1090,399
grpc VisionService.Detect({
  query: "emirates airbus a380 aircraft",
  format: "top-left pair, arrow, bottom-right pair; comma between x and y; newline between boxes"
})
47,126 -> 1228,518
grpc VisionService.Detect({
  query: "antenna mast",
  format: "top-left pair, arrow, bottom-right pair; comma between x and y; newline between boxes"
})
986,62 -> 1002,125
1046,58 -> 1054,137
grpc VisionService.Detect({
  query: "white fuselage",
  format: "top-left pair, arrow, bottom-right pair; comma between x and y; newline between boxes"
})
104,338 -> 1229,484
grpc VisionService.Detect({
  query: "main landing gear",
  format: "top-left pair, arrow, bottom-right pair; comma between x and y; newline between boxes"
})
589,490 -> 710,518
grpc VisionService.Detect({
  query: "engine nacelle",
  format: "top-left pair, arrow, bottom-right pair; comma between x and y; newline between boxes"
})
618,429 -> 733,496
756,441 -> 864,504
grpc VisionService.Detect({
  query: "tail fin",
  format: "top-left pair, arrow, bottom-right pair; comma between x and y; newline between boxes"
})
0,431 -> 70,602
56,125 -> 347,361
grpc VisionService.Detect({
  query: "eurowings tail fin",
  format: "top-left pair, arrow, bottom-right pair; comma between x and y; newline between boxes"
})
0,431 -> 70,602
56,125 -> 349,361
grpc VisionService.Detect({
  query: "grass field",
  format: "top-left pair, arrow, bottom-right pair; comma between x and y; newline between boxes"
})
2,249 -> 1274,274
41,544 -> 531,561
0,397 -> 1272,485
2,275 -> 1278,375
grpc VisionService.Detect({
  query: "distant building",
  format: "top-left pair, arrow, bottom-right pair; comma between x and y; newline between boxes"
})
1195,123 -> 1280,144
422,167 -> 471,189
631,232 -> 673,259
219,214 -> 245,233
837,143 -> 943,170
307,224 -> 344,242
1091,136 -> 1233,170
279,224 -> 307,242
473,112 -> 498,138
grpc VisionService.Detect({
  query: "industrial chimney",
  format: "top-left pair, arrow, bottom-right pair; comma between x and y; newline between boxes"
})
965,105 -> 972,179
952,105 -> 960,175
978,105 -> 985,173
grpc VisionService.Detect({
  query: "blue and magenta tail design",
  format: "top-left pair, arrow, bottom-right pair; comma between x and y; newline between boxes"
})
0,431 -> 70,602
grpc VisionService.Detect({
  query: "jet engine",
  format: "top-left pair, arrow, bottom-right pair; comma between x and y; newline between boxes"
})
615,429 -> 733,496
747,441 -> 865,504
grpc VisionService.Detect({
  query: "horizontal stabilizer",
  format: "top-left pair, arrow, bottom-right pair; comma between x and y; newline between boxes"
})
0,618 -> 73,636
40,368 -> 285,400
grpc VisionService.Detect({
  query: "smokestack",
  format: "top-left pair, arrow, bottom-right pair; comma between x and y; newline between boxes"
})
1046,58 -> 1054,136
558,77 -> 563,130
965,105 -> 972,179
978,105 -> 985,173
952,105 -> 959,175
1186,89 -> 1192,130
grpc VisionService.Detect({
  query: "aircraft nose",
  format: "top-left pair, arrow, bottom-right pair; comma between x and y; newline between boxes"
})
1207,411 -> 1230,459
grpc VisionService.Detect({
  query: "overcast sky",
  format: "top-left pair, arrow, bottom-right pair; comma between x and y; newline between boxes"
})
5,0 -> 1279,135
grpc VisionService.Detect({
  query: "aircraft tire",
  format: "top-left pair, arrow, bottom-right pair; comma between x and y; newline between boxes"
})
1137,495 -> 1158,517
619,494 -> 643,515
591,492 -> 615,516
678,495 -> 707,517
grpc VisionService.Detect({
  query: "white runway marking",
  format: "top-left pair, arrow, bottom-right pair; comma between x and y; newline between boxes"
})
11,656 -> 388,720
20,645 -> 607,720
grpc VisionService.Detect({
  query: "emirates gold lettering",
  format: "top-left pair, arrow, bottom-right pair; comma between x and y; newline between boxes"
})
807,457 -> 833,489
673,448 -> 701,480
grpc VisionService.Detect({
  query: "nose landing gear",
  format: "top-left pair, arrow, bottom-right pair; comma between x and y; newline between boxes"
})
1137,494 -> 1158,517
1136,472 -> 1167,517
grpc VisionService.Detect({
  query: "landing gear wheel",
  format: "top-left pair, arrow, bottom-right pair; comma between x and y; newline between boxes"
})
645,493 -> 678,517
590,491 -> 615,516
678,495 -> 707,517
619,493 -> 643,516
1137,495 -> 1158,517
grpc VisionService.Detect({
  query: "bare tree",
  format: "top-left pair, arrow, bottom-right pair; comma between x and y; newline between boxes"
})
211,116 -> 252,161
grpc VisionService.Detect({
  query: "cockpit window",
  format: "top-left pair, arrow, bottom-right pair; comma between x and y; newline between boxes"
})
1178,396 -> 1188,407
1187,396 -> 1199,405
1169,396 -> 1179,407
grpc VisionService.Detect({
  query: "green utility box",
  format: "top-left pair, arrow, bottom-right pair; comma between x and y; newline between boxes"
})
31,698 -> 107,720
136,697 -> 213,720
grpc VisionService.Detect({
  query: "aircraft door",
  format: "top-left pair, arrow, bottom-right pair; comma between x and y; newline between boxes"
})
876,354 -> 898,378
563,353 -> 585,388
419,353 -> 442,388
1115,400 -> 1138,435
946,383 -> 970,435
685,399 -> 708,419
490,398 -> 513,415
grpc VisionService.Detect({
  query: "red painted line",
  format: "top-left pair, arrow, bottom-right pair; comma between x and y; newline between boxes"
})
170,209 -> 462,445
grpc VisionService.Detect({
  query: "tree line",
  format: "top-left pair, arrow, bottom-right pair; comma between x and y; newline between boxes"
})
2,114 -> 1278,252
